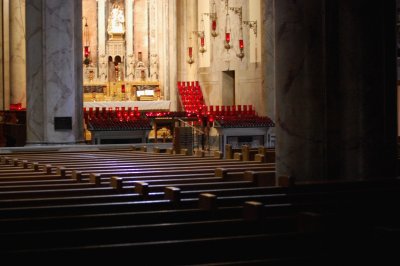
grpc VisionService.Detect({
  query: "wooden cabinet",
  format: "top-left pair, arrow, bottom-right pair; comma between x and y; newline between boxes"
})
0,111 -> 26,147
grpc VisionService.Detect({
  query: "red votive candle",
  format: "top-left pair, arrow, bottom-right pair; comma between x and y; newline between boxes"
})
239,39 -> 244,49
212,20 -> 217,31
225,32 -> 230,43
84,46 -> 90,57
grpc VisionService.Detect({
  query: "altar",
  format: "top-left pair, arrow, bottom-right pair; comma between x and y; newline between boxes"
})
82,1 -> 165,107
80,1 -> 172,145
83,100 -> 171,111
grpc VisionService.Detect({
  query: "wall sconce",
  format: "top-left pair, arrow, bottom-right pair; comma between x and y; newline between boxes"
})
83,17 -> 91,67
199,31 -> 206,53
243,20 -> 257,37
229,6 -> 244,60
237,26 -> 244,60
209,0 -> 218,37
187,37 -> 195,65
193,15 -> 206,54
193,31 -> 206,54
224,11 -> 231,51
187,46 -> 194,65
203,12 -> 218,37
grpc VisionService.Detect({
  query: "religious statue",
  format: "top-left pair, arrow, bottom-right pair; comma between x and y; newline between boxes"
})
135,52 -> 147,81
150,54 -> 159,81
108,2 -> 125,38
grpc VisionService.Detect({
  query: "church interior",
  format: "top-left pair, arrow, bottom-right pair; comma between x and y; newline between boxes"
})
1,0 -> 274,150
0,0 -> 399,263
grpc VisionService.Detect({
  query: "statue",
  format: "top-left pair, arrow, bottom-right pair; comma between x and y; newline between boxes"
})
108,2 -> 125,38
150,54 -> 159,81
135,52 -> 147,81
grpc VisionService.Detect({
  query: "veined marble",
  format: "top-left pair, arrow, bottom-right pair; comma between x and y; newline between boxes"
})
26,0 -> 84,145
10,0 -> 26,107
274,0 -> 397,181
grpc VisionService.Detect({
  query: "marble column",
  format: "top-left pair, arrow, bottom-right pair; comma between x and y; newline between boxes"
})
1,0 -> 10,110
168,0 -> 178,110
97,0 -> 107,82
26,0 -> 84,145
186,0 -> 198,81
262,0 -> 276,145
275,0 -> 397,180
10,0 -> 26,107
157,1 -> 170,100
149,0 -> 159,81
0,1 -> 3,110
125,0 -> 134,79
263,0 -> 275,121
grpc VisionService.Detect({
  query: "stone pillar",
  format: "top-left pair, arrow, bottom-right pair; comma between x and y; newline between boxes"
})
26,0 -> 84,145
0,1 -> 3,110
186,0 -> 197,81
97,0 -> 107,82
1,0 -> 10,110
168,0 -> 178,110
275,0 -> 397,181
157,1 -> 166,98
10,0 -> 26,108
149,0 -> 158,81
125,0 -> 134,79
263,0 -> 275,121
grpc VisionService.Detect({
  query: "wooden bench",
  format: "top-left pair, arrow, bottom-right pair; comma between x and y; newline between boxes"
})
0,192 -> 147,208
0,231 -> 326,264
0,174 -> 70,183
0,182 -> 105,193
1,178 -> 398,219
0,216 -> 299,251
78,164 -> 274,180
225,144 -> 265,161
0,205 -> 244,232
1,149 -> 398,265
0,185 -> 138,200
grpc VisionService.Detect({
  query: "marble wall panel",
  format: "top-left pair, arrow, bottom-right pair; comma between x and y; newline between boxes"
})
26,0 -> 84,145
274,0 -> 397,180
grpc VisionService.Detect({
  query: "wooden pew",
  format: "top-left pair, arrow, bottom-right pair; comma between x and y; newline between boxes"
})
0,192 -> 147,208
1,149 -> 398,265
1,177 -> 398,220
0,217 -> 299,251
0,206 -> 244,232
0,231 -> 326,264
0,174 -> 71,183
76,165 -> 275,182
0,186 -> 137,200
0,182 -> 105,193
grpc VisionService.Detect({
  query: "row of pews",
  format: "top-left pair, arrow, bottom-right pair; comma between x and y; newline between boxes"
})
0,147 -> 399,264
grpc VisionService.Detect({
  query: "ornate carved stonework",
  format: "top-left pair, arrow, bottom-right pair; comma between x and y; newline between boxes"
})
83,0 -> 167,102
106,40 -> 125,58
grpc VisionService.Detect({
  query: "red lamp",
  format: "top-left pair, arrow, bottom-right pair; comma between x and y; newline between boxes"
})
212,20 -> 217,31
188,47 -> 193,58
210,0 -> 218,37
239,39 -> 244,49
187,37 -> 194,65
225,32 -> 231,43
83,17 -> 91,66
84,46 -> 90,58
224,12 -> 231,50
